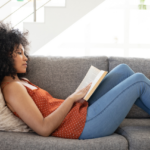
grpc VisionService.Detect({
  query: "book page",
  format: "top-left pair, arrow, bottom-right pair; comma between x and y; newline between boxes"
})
75,65 -> 100,91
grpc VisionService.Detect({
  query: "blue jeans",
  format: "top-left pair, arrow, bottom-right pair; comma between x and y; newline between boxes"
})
78,64 -> 150,140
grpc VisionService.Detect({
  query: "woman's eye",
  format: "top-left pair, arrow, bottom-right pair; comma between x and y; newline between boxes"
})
18,52 -> 22,54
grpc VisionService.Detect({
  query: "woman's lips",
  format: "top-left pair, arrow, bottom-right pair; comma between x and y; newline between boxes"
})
23,64 -> 27,67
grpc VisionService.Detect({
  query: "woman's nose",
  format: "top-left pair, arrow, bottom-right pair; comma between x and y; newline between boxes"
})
24,55 -> 28,61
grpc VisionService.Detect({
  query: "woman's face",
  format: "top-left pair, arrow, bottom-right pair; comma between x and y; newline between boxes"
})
12,44 -> 28,73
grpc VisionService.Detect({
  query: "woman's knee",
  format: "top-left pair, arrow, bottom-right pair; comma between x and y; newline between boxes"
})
116,63 -> 133,73
117,63 -> 130,70
133,72 -> 146,79
131,72 -> 147,83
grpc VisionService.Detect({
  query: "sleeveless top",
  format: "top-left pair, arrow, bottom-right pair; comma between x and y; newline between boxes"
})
1,78 -> 88,139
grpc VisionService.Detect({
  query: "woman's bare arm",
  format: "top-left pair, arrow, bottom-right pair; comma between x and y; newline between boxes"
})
3,82 -> 74,137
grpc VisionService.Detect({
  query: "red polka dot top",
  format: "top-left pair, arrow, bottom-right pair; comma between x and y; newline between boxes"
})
1,78 -> 88,139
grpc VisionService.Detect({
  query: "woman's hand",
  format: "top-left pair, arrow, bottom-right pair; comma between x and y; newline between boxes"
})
68,82 -> 92,103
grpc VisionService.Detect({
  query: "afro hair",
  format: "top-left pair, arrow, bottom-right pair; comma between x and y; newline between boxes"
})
0,21 -> 31,84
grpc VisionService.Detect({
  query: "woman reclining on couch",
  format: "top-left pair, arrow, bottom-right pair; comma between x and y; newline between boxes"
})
0,21 -> 150,140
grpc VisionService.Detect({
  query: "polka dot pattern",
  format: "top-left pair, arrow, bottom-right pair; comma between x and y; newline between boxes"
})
13,79 -> 89,139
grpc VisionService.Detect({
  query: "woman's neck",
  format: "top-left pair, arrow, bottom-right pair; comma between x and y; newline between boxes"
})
2,75 -> 20,82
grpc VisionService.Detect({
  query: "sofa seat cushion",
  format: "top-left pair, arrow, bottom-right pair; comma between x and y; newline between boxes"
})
115,119 -> 150,150
0,131 -> 128,150
116,126 -> 150,150
118,118 -> 150,128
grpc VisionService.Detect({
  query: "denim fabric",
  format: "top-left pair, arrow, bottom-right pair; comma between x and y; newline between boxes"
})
79,64 -> 150,140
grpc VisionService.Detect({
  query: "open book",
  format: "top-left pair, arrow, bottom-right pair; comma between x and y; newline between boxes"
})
75,65 -> 108,101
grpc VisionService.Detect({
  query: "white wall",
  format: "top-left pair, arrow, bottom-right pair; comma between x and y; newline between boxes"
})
33,0 -> 150,58
1,0 -> 150,58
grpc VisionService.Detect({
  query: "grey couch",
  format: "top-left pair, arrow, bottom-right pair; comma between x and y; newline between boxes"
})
0,55 -> 150,150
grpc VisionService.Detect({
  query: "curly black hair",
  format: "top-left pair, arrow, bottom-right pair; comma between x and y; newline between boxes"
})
0,21 -> 31,84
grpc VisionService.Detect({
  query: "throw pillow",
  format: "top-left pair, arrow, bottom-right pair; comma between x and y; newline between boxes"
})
0,87 -> 34,133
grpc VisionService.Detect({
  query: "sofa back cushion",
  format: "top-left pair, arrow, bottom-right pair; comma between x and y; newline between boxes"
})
24,55 -> 150,119
109,56 -> 150,118
25,55 -> 108,99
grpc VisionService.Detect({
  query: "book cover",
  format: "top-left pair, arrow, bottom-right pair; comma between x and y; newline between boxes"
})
76,65 -> 108,101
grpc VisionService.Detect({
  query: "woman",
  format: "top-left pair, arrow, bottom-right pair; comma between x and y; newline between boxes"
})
0,22 -> 150,140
